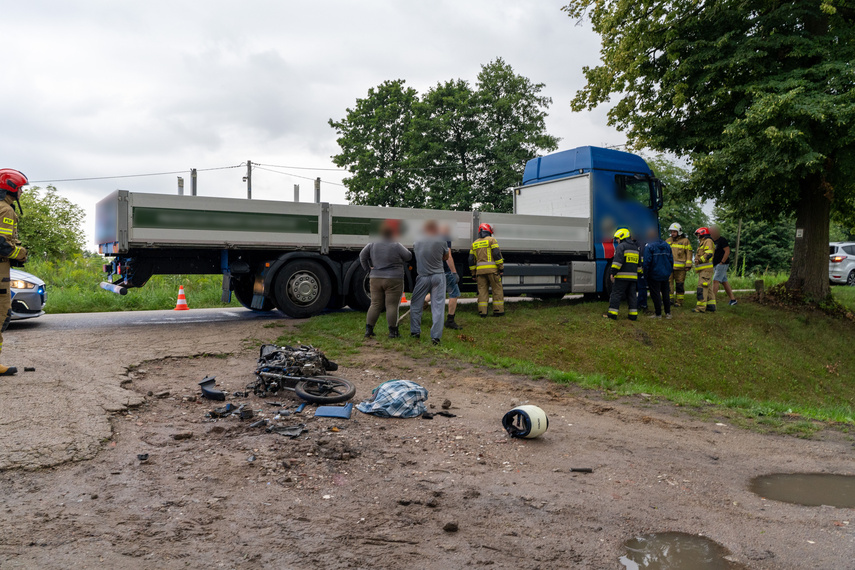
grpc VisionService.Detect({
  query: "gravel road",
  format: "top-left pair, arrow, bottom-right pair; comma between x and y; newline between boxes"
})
0,310 -> 852,569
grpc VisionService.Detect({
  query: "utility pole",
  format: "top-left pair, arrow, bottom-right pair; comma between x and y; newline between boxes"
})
246,160 -> 252,199
294,184 -> 300,202
177,176 -> 184,196
191,168 -> 197,196
314,177 -> 321,203
734,218 -> 743,273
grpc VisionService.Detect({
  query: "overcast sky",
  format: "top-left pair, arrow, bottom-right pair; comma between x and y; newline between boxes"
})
3,0 -> 622,248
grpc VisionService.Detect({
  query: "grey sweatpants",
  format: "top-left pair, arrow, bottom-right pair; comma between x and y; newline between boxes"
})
410,273 -> 446,340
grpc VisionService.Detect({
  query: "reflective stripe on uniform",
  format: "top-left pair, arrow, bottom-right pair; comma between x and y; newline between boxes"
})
0,228 -> 12,236
472,240 -> 490,249
615,273 -> 638,279
608,309 -> 618,315
629,310 -> 638,315
695,263 -> 713,271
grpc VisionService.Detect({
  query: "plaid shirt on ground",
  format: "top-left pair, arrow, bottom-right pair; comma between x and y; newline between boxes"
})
356,380 -> 429,418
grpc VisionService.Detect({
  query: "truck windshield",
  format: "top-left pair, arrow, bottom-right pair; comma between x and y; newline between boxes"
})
616,175 -> 652,208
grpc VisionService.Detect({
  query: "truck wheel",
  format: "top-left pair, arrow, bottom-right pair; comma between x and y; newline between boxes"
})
233,277 -> 275,312
272,260 -> 332,318
534,293 -> 566,301
346,266 -> 371,311
601,264 -> 613,301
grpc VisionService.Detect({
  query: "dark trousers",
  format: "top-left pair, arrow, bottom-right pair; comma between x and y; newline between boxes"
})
607,279 -> 638,320
648,279 -> 671,316
637,275 -> 648,309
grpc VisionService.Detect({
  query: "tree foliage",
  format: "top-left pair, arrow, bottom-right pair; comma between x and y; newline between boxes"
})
565,0 -> 855,299
18,186 -> 85,260
713,205 -> 796,275
329,59 -> 559,212
645,155 -> 708,238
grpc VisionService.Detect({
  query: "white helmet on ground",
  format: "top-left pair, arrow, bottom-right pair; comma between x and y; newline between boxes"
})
502,405 -> 549,439
668,223 -> 682,234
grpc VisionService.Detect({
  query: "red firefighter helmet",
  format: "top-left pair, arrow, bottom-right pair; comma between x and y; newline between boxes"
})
0,169 -> 28,195
694,227 -> 711,238
478,223 -> 494,235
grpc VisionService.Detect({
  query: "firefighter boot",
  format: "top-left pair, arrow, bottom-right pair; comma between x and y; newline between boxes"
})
0,364 -> 17,376
364,324 -> 376,338
445,314 -> 462,330
388,326 -> 400,339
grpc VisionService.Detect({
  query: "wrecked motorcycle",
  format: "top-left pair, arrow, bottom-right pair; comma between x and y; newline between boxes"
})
251,344 -> 356,404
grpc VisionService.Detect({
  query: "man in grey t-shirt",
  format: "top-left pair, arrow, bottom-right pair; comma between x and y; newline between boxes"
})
410,220 -> 449,345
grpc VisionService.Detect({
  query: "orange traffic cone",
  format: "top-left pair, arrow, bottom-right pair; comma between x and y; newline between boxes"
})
401,293 -> 408,304
174,285 -> 189,311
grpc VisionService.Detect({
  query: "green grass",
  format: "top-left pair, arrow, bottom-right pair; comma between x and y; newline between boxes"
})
278,289 -> 855,427
27,256 -> 234,313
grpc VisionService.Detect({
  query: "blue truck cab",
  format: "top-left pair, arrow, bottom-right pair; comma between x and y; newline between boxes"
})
517,146 -> 663,294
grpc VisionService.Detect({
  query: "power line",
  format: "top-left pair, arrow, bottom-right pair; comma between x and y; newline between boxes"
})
29,164 -> 243,184
254,165 -> 346,187
256,162 -> 345,172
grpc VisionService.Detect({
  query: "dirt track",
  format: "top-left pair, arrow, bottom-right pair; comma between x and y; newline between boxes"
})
0,315 -> 853,569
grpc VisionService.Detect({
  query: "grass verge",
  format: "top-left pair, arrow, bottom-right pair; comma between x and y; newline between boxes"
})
27,256 -> 234,313
277,290 -> 855,430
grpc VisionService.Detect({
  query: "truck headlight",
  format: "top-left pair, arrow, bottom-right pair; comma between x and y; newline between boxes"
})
10,280 -> 35,289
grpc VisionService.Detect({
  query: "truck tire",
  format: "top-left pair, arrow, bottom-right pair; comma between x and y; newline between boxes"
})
346,266 -> 371,312
601,264 -> 613,301
233,277 -> 275,312
272,260 -> 332,318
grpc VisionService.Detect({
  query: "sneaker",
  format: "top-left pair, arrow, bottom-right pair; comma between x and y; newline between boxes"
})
729,299 -> 738,306
648,314 -> 662,319
410,332 -> 420,339
431,338 -> 441,346
665,313 -> 673,319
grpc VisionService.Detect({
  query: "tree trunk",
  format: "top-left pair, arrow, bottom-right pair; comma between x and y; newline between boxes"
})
786,174 -> 831,300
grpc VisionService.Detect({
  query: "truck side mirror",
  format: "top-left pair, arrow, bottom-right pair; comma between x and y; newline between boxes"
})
652,180 -> 665,211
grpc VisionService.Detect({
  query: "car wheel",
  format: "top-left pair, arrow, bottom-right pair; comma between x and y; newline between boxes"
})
847,270 -> 855,287
272,260 -> 332,318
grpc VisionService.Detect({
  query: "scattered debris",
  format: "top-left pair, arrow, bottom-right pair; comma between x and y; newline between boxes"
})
137,454 -> 149,462
314,403 -> 353,419
207,403 -> 237,418
238,408 -> 254,420
233,391 -> 249,398
154,391 -> 171,399
569,468 -> 593,474
502,405 -> 549,439
249,419 -> 268,429
247,455 -> 256,463
199,376 -> 226,401
172,432 -> 193,441
441,399 -> 452,409
266,424 -> 308,438
296,403 -> 307,414
23,367 -> 35,372
443,521 -> 459,533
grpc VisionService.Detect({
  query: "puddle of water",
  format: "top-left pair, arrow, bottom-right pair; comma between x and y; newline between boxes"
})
619,532 -> 745,569
750,473 -> 855,508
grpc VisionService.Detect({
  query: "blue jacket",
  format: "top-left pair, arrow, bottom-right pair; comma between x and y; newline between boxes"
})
643,238 -> 674,281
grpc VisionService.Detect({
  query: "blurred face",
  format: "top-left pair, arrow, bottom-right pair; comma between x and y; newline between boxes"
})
710,227 -> 721,239
423,220 -> 439,236
670,230 -> 678,239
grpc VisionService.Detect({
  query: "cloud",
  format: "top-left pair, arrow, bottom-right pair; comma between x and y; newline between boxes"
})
1,0 -> 623,248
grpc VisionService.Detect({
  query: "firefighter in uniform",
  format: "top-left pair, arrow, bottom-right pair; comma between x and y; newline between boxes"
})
0,169 -> 29,376
468,223 -> 504,317
693,227 -> 716,313
666,223 -> 693,306
605,228 -> 642,320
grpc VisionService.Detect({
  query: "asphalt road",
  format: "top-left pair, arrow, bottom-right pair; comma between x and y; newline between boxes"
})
9,294 -> 588,331
8,306 -> 284,331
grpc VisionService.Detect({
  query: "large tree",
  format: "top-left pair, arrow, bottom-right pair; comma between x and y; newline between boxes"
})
565,0 -> 855,300
18,185 -> 85,260
330,59 -> 558,212
328,80 -> 423,208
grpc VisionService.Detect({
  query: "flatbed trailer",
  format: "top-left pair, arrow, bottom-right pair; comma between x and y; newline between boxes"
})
96,146 -> 663,317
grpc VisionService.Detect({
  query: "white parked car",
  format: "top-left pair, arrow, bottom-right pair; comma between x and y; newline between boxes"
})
829,242 -> 855,286
10,268 -> 46,320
